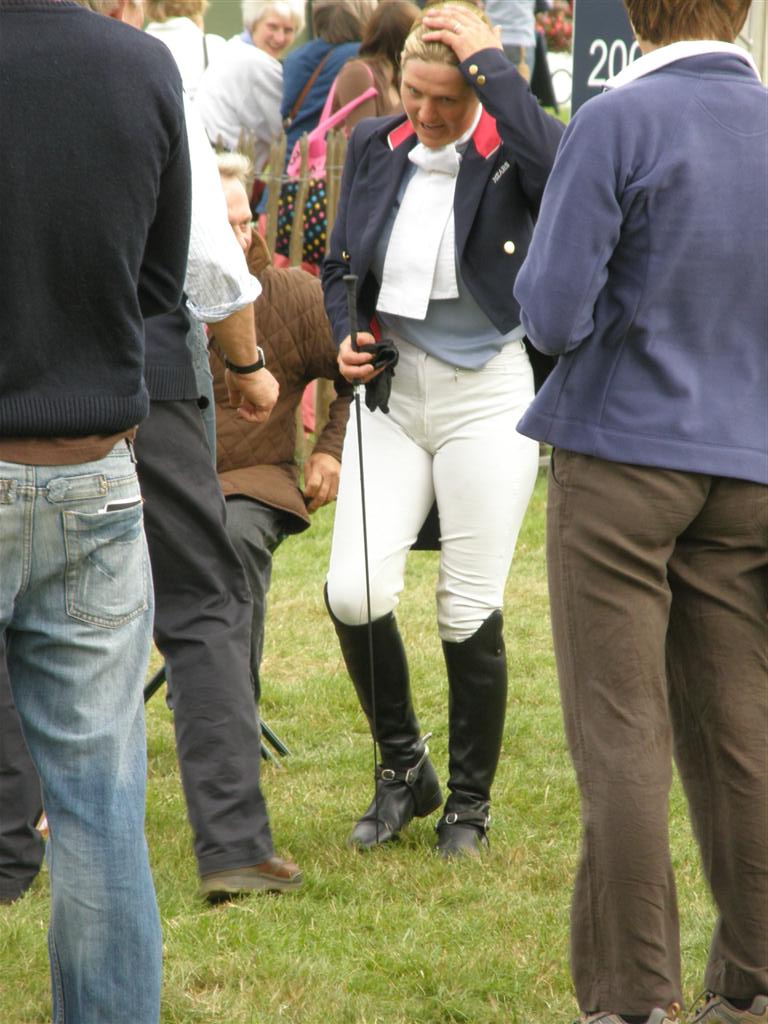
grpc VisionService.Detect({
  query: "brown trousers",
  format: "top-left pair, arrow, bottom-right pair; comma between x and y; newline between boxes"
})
547,450 -> 768,1016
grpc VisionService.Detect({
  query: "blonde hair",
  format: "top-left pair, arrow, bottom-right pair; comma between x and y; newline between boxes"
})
146,0 -> 209,22
401,1 -> 491,67
217,151 -> 253,189
241,0 -> 305,34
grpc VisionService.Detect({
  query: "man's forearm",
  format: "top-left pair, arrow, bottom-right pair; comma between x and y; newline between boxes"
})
212,305 -> 260,366
213,305 -> 279,423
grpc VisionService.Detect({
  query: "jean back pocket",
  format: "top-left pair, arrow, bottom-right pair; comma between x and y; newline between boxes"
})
64,502 -> 148,628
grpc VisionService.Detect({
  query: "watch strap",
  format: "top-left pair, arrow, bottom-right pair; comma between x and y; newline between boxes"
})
224,347 -> 265,374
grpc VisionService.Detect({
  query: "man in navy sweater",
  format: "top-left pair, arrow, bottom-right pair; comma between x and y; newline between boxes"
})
0,1 -> 191,1021
0,0 -> 301,915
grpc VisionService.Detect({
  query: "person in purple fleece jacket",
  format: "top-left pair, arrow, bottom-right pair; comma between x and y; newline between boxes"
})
513,1 -> 768,1022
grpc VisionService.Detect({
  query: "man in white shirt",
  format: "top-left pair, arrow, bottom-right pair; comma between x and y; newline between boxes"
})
107,0 -> 303,901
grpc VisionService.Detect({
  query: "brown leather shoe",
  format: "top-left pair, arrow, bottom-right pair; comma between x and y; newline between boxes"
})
199,856 -> 303,902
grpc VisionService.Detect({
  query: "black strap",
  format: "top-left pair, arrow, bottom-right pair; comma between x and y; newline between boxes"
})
438,808 -> 491,833
376,738 -> 432,786
285,49 -> 332,125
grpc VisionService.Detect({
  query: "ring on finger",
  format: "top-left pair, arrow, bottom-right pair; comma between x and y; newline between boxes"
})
453,21 -> 461,33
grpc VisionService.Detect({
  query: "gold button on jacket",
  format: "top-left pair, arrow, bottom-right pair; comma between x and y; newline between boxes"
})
476,74 -> 487,86
503,240 -> 516,255
468,63 -> 478,76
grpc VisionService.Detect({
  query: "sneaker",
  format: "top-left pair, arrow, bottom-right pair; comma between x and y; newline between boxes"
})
688,993 -> 768,1023
576,1011 -> 680,1024
199,855 -> 303,902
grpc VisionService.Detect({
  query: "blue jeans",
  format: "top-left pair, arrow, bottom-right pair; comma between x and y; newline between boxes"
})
0,442 -> 161,1024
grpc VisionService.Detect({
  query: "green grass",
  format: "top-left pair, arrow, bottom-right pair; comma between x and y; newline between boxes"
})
1,472 -> 714,1023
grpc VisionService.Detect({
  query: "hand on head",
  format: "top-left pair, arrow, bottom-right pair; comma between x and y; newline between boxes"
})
421,3 -> 502,62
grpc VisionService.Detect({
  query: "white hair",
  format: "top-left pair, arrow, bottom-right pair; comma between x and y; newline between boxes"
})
241,0 -> 305,33
217,151 -> 253,189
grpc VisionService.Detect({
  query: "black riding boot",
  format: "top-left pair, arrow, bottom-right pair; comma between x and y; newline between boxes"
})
437,610 -> 508,859
325,590 -> 442,848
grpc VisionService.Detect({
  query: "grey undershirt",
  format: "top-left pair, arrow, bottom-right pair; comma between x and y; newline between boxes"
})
372,163 -> 525,370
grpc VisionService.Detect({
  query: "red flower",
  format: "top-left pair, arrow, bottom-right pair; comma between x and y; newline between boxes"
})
536,5 -> 574,53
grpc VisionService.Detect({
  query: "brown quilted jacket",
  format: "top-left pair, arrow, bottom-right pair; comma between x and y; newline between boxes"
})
211,234 -> 351,533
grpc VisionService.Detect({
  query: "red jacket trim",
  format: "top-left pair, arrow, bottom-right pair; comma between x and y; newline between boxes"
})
387,119 -> 415,149
386,109 -> 500,158
472,108 -> 501,159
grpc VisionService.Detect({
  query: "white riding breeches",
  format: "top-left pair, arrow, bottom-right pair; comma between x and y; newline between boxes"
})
326,337 -> 539,641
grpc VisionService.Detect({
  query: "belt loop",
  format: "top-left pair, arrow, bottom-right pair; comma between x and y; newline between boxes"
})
125,438 -> 137,464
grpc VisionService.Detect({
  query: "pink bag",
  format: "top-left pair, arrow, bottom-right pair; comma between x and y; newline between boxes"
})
276,64 -> 378,266
285,64 -> 377,178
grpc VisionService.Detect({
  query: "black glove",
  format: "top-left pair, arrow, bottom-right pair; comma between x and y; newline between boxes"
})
354,338 -> 399,414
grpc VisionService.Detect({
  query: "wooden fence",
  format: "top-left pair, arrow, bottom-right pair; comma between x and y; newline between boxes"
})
230,128 -> 349,268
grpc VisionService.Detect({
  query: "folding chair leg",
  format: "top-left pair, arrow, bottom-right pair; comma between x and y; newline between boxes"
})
260,742 -> 279,764
143,665 -> 167,704
261,719 -> 291,757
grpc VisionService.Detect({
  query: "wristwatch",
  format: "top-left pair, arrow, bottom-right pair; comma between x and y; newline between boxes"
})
224,347 -> 265,374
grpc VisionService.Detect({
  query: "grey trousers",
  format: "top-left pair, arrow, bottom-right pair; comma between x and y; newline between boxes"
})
547,450 -> 768,1016
223,497 -> 290,705
184,318 -> 216,461
137,401 -> 274,876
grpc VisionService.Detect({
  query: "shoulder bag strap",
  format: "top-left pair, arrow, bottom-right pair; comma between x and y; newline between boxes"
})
286,49 -> 333,125
287,62 -> 377,177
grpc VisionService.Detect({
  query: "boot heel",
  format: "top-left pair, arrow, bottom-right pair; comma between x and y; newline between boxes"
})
414,782 -> 443,818
410,740 -> 443,817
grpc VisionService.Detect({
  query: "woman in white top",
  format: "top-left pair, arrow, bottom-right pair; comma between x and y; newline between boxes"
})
196,0 -> 305,171
144,0 -> 226,99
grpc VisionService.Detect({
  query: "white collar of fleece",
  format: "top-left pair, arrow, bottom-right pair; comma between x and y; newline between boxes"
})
605,40 -> 760,90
